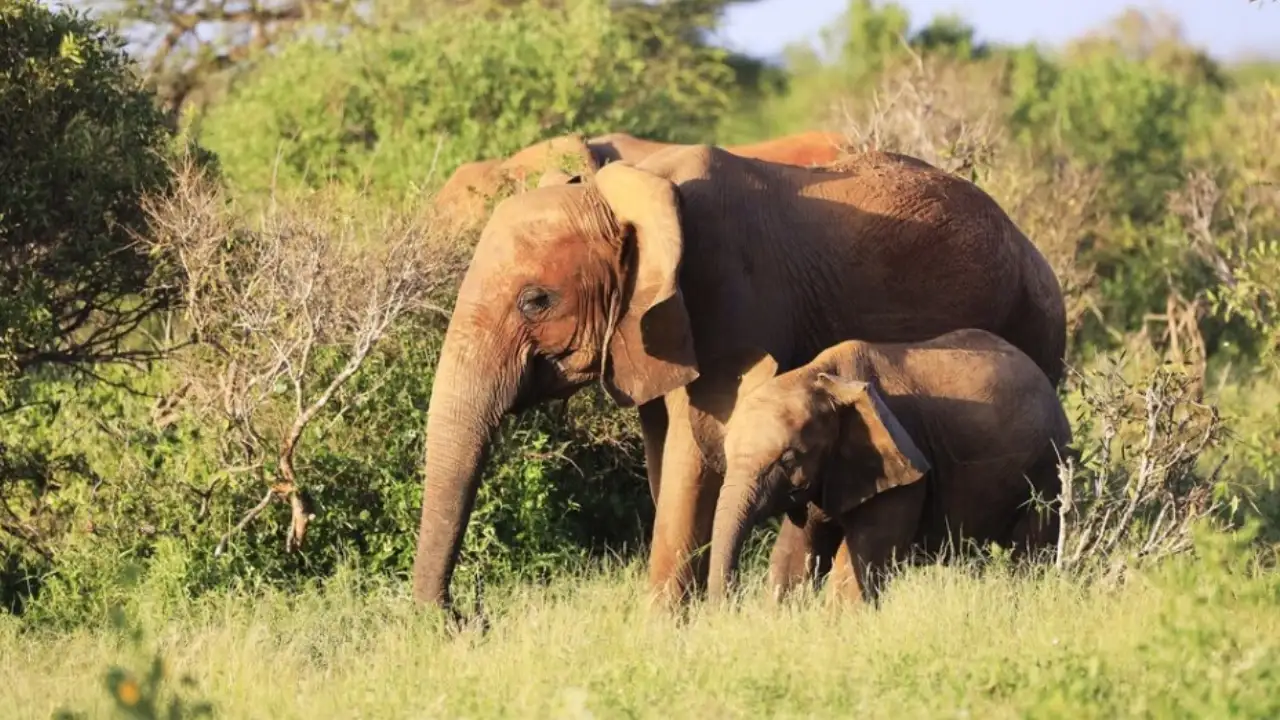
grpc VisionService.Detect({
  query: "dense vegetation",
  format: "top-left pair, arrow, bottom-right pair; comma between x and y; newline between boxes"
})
2,0 -> 1279,716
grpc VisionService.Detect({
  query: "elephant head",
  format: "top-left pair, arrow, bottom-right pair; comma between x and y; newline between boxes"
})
413,160 -> 703,607
708,358 -> 931,601
434,158 -> 503,223
433,135 -> 600,224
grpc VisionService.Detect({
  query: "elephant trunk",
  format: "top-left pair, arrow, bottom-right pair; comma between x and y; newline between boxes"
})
411,307 -> 522,607
707,477 -> 769,602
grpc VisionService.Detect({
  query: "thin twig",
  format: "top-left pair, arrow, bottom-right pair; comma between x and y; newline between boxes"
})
214,485 -> 276,557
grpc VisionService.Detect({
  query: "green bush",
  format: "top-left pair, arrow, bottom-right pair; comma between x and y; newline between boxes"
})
198,0 -> 734,200
1000,39 -> 1233,349
0,0 -> 177,380
0,0 -> 189,617
7,329 -> 652,626
1007,44 -> 1212,224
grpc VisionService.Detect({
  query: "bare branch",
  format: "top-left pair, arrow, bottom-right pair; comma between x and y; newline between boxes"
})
141,159 -> 469,554
214,485 -> 275,557
1054,357 -> 1235,580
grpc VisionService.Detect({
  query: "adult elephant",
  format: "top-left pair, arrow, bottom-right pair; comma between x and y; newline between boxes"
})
433,131 -> 845,225
412,145 -> 1066,611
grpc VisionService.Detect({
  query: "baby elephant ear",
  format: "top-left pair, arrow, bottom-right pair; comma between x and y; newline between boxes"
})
813,373 -> 931,516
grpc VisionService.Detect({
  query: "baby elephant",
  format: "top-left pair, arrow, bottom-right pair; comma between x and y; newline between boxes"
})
708,329 -> 1072,604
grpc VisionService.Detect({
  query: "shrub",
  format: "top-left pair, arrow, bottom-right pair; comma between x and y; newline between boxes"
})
1008,48 -> 1197,224
1055,356 -> 1238,579
197,0 -> 734,200
0,0 -> 178,379
142,162 -> 468,556
0,0 -> 187,613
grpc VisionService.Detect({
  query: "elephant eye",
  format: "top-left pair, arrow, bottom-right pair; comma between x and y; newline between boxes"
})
517,286 -> 558,319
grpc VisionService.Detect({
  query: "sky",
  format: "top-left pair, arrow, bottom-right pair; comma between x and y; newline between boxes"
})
718,0 -> 1280,62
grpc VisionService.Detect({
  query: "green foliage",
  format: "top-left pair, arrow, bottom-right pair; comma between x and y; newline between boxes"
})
0,0 -> 186,619
1194,83 -> 1280,362
0,364 -> 222,619
833,0 -> 910,85
717,0 -> 915,142
198,0 -> 733,199
0,0 -> 178,375
4,325 -> 650,626
1007,44 -> 1211,223
910,14 -> 989,60
995,33 -> 1239,349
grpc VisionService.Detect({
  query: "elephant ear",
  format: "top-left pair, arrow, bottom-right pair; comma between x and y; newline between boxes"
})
593,161 -> 700,408
814,373 -> 931,517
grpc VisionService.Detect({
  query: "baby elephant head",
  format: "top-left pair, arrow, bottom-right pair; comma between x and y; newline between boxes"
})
708,359 -> 931,601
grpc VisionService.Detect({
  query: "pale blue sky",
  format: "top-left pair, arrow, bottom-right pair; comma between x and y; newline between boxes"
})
719,0 -> 1279,62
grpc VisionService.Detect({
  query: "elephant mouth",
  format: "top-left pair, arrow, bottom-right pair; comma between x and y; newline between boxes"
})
509,354 -> 591,414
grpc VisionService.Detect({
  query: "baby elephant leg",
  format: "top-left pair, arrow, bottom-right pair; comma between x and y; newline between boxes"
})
825,540 -> 857,604
768,506 -> 843,603
1009,506 -> 1059,562
1008,449 -> 1067,563
829,483 -> 926,605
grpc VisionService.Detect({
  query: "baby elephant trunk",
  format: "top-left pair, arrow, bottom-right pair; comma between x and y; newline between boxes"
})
707,477 -> 769,602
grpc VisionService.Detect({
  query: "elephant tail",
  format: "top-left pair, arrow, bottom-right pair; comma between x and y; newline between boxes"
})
1000,239 -> 1068,390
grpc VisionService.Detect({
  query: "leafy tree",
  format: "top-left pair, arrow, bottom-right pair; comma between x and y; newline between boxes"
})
84,0 -> 357,112
197,0 -> 735,199
1007,11 -> 1225,223
0,0 -> 178,393
0,0 -> 184,606
87,0 -> 766,116
1012,49 -> 1200,223
910,14 -> 990,60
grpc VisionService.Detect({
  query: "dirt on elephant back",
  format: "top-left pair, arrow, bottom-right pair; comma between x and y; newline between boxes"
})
821,150 -> 940,179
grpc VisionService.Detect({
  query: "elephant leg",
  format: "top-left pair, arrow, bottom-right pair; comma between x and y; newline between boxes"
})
646,393 -> 720,610
767,509 -> 843,603
833,483 -> 926,605
1008,449 -> 1066,563
1008,505 -> 1059,564
825,540 -> 857,604
637,400 -> 668,503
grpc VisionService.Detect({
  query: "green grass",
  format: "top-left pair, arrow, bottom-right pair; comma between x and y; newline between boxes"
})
4,529 -> 1280,719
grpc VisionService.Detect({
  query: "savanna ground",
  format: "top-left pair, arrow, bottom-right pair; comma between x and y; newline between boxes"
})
7,533 -> 1280,719
3,1 -> 1280,717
